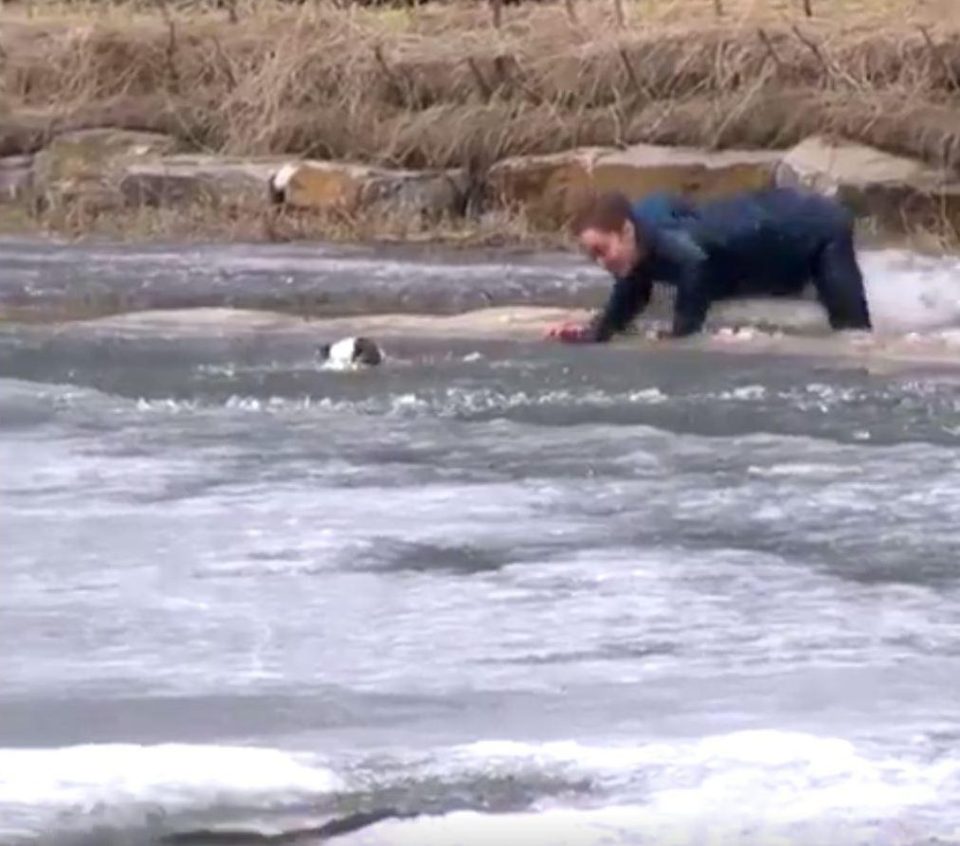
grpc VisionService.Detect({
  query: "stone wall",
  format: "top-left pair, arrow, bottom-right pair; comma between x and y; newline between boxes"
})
4,127 -> 960,240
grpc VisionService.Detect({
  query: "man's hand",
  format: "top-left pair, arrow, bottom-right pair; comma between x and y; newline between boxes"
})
544,321 -> 593,343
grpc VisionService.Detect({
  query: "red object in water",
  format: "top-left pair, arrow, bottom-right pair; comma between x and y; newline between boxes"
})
544,322 -> 591,343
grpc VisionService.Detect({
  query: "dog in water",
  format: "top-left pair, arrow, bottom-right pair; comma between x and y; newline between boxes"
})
316,336 -> 384,370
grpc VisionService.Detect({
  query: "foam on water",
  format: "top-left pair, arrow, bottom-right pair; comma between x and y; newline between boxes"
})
337,731 -> 960,845
333,806 -> 948,846
454,730 -> 955,802
5,727 -> 960,843
13,731 -> 950,843
860,249 -> 960,332
0,743 -> 341,839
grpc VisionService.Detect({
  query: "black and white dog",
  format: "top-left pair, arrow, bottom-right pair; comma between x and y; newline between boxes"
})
316,336 -> 384,370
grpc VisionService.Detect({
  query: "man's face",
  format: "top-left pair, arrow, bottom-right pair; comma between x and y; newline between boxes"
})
578,222 -> 642,278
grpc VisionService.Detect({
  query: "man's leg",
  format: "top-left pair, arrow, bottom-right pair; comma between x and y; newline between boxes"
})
811,230 -> 872,330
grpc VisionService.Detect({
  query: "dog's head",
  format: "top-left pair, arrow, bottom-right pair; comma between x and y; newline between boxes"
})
317,336 -> 384,369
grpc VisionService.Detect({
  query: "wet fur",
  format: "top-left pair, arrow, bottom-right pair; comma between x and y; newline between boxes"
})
317,336 -> 384,368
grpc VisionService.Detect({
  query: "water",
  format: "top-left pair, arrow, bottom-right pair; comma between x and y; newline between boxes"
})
2,240 -> 960,846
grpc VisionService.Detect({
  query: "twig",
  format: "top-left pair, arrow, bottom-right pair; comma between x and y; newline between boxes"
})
618,48 -> 652,102
497,54 -> 542,105
222,0 -> 239,24
492,55 -> 512,97
564,0 -> 578,25
613,0 -> 625,28
713,0 -> 723,17
165,20 -> 181,93
489,0 -> 503,29
710,64 -> 774,148
918,25 -> 960,91
465,58 -> 493,101
209,36 -> 237,91
802,0 -> 812,17
373,44 -> 411,106
153,0 -> 181,93
713,38 -> 732,91
791,24 -> 832,82
757,28 -> 784,73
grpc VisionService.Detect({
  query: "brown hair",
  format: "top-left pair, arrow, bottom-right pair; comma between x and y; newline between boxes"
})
570,191 -> 633,236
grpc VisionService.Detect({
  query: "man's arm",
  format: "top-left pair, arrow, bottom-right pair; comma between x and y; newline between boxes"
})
658,231 -> 713,338
584,271 -> 653,342
670,277 -> 712,337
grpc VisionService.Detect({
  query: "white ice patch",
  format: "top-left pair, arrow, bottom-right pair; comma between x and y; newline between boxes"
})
341,731 -> 960,845
860,249 -> 960,332
323,803 -> 954,846
0,743 -> 342,834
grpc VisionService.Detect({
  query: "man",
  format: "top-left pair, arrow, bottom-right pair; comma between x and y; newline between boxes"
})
545,186 -> 872,343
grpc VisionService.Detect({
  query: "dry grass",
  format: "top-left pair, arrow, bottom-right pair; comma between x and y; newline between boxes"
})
21,193 -> 569,249
10,187 -> 954,254
0,0 -> 959,175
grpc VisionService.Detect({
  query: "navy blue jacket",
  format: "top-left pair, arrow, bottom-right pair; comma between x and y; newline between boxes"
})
586,187 -> 863,340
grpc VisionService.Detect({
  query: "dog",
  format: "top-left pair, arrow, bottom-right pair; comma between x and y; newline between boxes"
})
316,336 -> 384,370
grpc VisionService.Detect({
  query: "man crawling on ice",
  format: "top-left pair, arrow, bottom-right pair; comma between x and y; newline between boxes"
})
545,186 -> 872,344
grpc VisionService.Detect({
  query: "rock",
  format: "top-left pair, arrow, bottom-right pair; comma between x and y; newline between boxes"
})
271,161 -> 467,219
775,135 -> 960,233
483,145 -> 779,228
0,155 -> 34,203
33,128 -> 180,212
590,144 -> 781,202
120,155 -> 288,209
0,114 -> 50,158
484,148 -> 603,228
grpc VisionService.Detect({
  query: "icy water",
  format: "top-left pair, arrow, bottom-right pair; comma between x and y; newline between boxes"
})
2,240 -> 960,846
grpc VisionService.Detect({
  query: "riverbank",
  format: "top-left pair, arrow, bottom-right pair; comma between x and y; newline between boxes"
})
0,0 -> 959,249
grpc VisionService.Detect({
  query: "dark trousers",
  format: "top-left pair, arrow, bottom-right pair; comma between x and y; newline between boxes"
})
811,230 -> 872,330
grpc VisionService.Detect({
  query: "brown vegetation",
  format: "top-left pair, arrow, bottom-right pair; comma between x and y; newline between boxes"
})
0,0 -> 958,176
18,195 -> 949,253
6,188 -> 560,248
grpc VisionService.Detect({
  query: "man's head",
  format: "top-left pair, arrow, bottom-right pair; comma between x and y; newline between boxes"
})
570,191 -> 646,278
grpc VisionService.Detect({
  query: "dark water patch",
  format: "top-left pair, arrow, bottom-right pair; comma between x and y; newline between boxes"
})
344,539 -> 510,576
0,239 -> 607,321
0,689 -> 465,748
162,810 -> 415,845
479,640 -> 679,667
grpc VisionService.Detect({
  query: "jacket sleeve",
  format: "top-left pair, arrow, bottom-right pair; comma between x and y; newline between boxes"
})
670,273 -> 712,337
585,270 -> 653,342
658,231 -> 713,338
